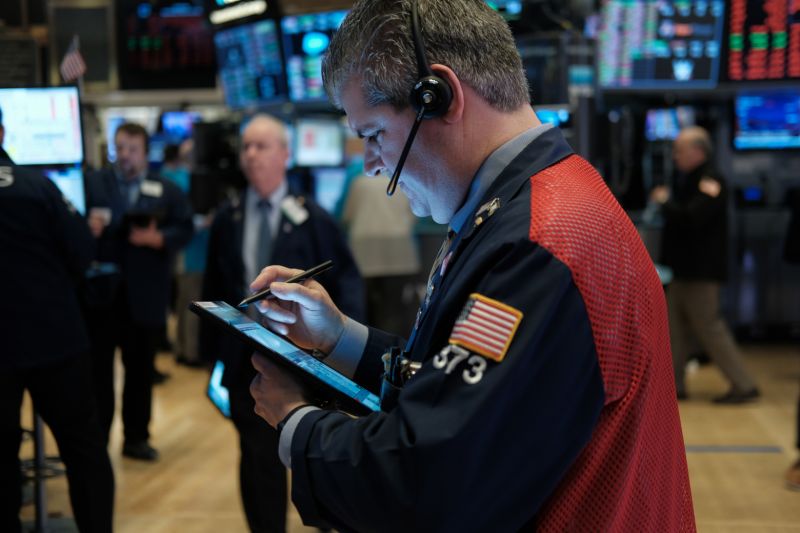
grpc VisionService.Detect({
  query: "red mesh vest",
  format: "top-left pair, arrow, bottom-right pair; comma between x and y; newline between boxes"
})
529,155 -> 696,532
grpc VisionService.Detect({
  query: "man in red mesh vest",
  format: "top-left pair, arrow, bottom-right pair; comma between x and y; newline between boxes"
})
245,0 -> 695,530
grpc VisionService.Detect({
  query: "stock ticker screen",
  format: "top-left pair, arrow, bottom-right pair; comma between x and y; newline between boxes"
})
727,0 -> 800,81
117,1 -> 217,90
734,91 -> 800,150
214,19 -> 287,108
281,10 -> 348,103
598,0 -> 725,89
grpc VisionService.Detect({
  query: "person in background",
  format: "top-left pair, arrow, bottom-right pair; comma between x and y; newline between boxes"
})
341,174 -> 421,333
161,138 -> 210,367
0,106 -> 115,532
651,126 -> 760,404
84,122 -> 193,461
247,1 -> 694,530
201,113 -> 365,533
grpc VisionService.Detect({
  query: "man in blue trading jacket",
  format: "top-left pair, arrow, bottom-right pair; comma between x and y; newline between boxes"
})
247,1 -> 695,532
0,108 -> 115,532
201,114 -> 364,533
84,122 -> 193,461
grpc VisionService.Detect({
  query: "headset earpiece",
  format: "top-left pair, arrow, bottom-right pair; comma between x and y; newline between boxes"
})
409,0 -> 452,119
411,75 -> 453,119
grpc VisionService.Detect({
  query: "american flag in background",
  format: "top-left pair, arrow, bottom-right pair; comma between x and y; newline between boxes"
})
59,36 -> 87,82
449,294 -> 523,362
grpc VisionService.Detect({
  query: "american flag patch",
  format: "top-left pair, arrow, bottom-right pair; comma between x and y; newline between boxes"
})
449,294 -> 523,362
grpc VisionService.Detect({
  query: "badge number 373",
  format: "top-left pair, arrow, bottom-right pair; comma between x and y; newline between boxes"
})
433,345 -> 487,385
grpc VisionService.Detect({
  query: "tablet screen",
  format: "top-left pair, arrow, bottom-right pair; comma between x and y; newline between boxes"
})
193,301 -> 381,414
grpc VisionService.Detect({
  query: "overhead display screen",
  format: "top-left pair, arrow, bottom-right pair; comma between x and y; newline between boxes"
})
281,10 -> 348,103
214,19 -> 287,108
726,0 -> 800,81
598,0 -> 726,89
0,87 -> 83,165
733,91 -> 800,150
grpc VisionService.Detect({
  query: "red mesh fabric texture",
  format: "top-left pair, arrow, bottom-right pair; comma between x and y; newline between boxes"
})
529,155 -> 695,532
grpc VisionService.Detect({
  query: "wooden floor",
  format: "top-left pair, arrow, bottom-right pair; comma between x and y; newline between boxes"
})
19,343 -> 800,532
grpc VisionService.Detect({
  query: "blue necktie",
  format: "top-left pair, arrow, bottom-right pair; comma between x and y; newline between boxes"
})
256,199 -> 272,271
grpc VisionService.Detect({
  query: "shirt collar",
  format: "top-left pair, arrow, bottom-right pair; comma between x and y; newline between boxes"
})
114,165 -> 147,186
448,123 -> 554,235
246,179 -> 288,211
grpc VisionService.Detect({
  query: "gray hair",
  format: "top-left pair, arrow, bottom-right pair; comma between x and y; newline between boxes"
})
322,0 -> 530,112
241,113 -> 289,148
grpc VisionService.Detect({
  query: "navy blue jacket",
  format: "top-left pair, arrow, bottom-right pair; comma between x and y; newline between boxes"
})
201,190 -> 365,384
285,129 -> 609,532
0,159 -> 94,369
84,168 -> 193,326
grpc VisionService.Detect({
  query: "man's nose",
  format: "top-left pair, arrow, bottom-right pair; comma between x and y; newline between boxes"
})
363,146 -> 384,177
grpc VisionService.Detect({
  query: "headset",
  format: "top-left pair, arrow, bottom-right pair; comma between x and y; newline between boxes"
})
386,0 -> 454,196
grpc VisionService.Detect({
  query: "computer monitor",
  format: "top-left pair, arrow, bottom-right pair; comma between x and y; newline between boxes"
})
312,167 -> 348,215
645,106 -> 696,141
733,91 -> 800,150
725,0 -> 800,82
161,111 -> 201,140
598,0 -> 725,89
116,0 -> 217,90
486,0 -> 523,22
534,106 -> 572,129
0,86 -> 83,165
214,18 -> 287,109
281,10 -> 348,103
43,166 -> 86,215
293,118 -> 345,167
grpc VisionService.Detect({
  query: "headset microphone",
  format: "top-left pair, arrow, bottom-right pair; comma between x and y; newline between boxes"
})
386,0 -> 453,197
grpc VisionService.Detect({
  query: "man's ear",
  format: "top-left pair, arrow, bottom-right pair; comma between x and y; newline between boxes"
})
0,125 -> 5,146
430,64 -> 464,124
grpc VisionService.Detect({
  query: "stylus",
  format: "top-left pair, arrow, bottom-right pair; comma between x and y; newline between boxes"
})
237,260 -> 334,307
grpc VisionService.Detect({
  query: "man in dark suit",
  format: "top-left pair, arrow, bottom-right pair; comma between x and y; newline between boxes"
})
651,126 -> 759,403
0,109 -> 115,532
84,122 -> 193,461
201,114 -> 364,532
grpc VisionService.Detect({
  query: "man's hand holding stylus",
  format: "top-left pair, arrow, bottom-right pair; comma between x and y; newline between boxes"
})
250,264 -> 347,354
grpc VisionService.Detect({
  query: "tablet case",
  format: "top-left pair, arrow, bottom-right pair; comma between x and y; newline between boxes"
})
190,301 -> 382,416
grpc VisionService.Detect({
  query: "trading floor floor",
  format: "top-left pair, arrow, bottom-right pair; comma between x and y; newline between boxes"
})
19,343 -> 800,532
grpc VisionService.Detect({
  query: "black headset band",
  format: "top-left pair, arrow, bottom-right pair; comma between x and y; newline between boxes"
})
411,0 -> 433,79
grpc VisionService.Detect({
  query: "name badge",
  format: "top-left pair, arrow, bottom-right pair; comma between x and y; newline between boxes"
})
280,196 -> 309,225
140,180 -> 164,198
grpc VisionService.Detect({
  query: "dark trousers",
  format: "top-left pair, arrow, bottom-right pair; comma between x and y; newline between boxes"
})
0,354 -> 115,533
230,365 -> 287,533
86,293 -> 159,444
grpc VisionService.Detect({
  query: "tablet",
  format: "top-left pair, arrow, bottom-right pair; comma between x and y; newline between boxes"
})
207,359 -> 231,418
190,301 -> 382,416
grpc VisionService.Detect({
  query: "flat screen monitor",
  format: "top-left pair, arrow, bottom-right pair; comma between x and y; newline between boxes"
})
281,10 -> 348,103
534,106 -> 572,129
0,86 -> 83,166
312,167 -> 348,215
645,106 -> 696,141
161,111 -> 200,140
293,118 -> 344,167
214,18 -> 287,108
486,0 -> 523,22
733,91 -> 800,150
116,0 -> 217,90
726,0 -> 800,82
598,0 -> 725,89
43,166 -> 86,215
